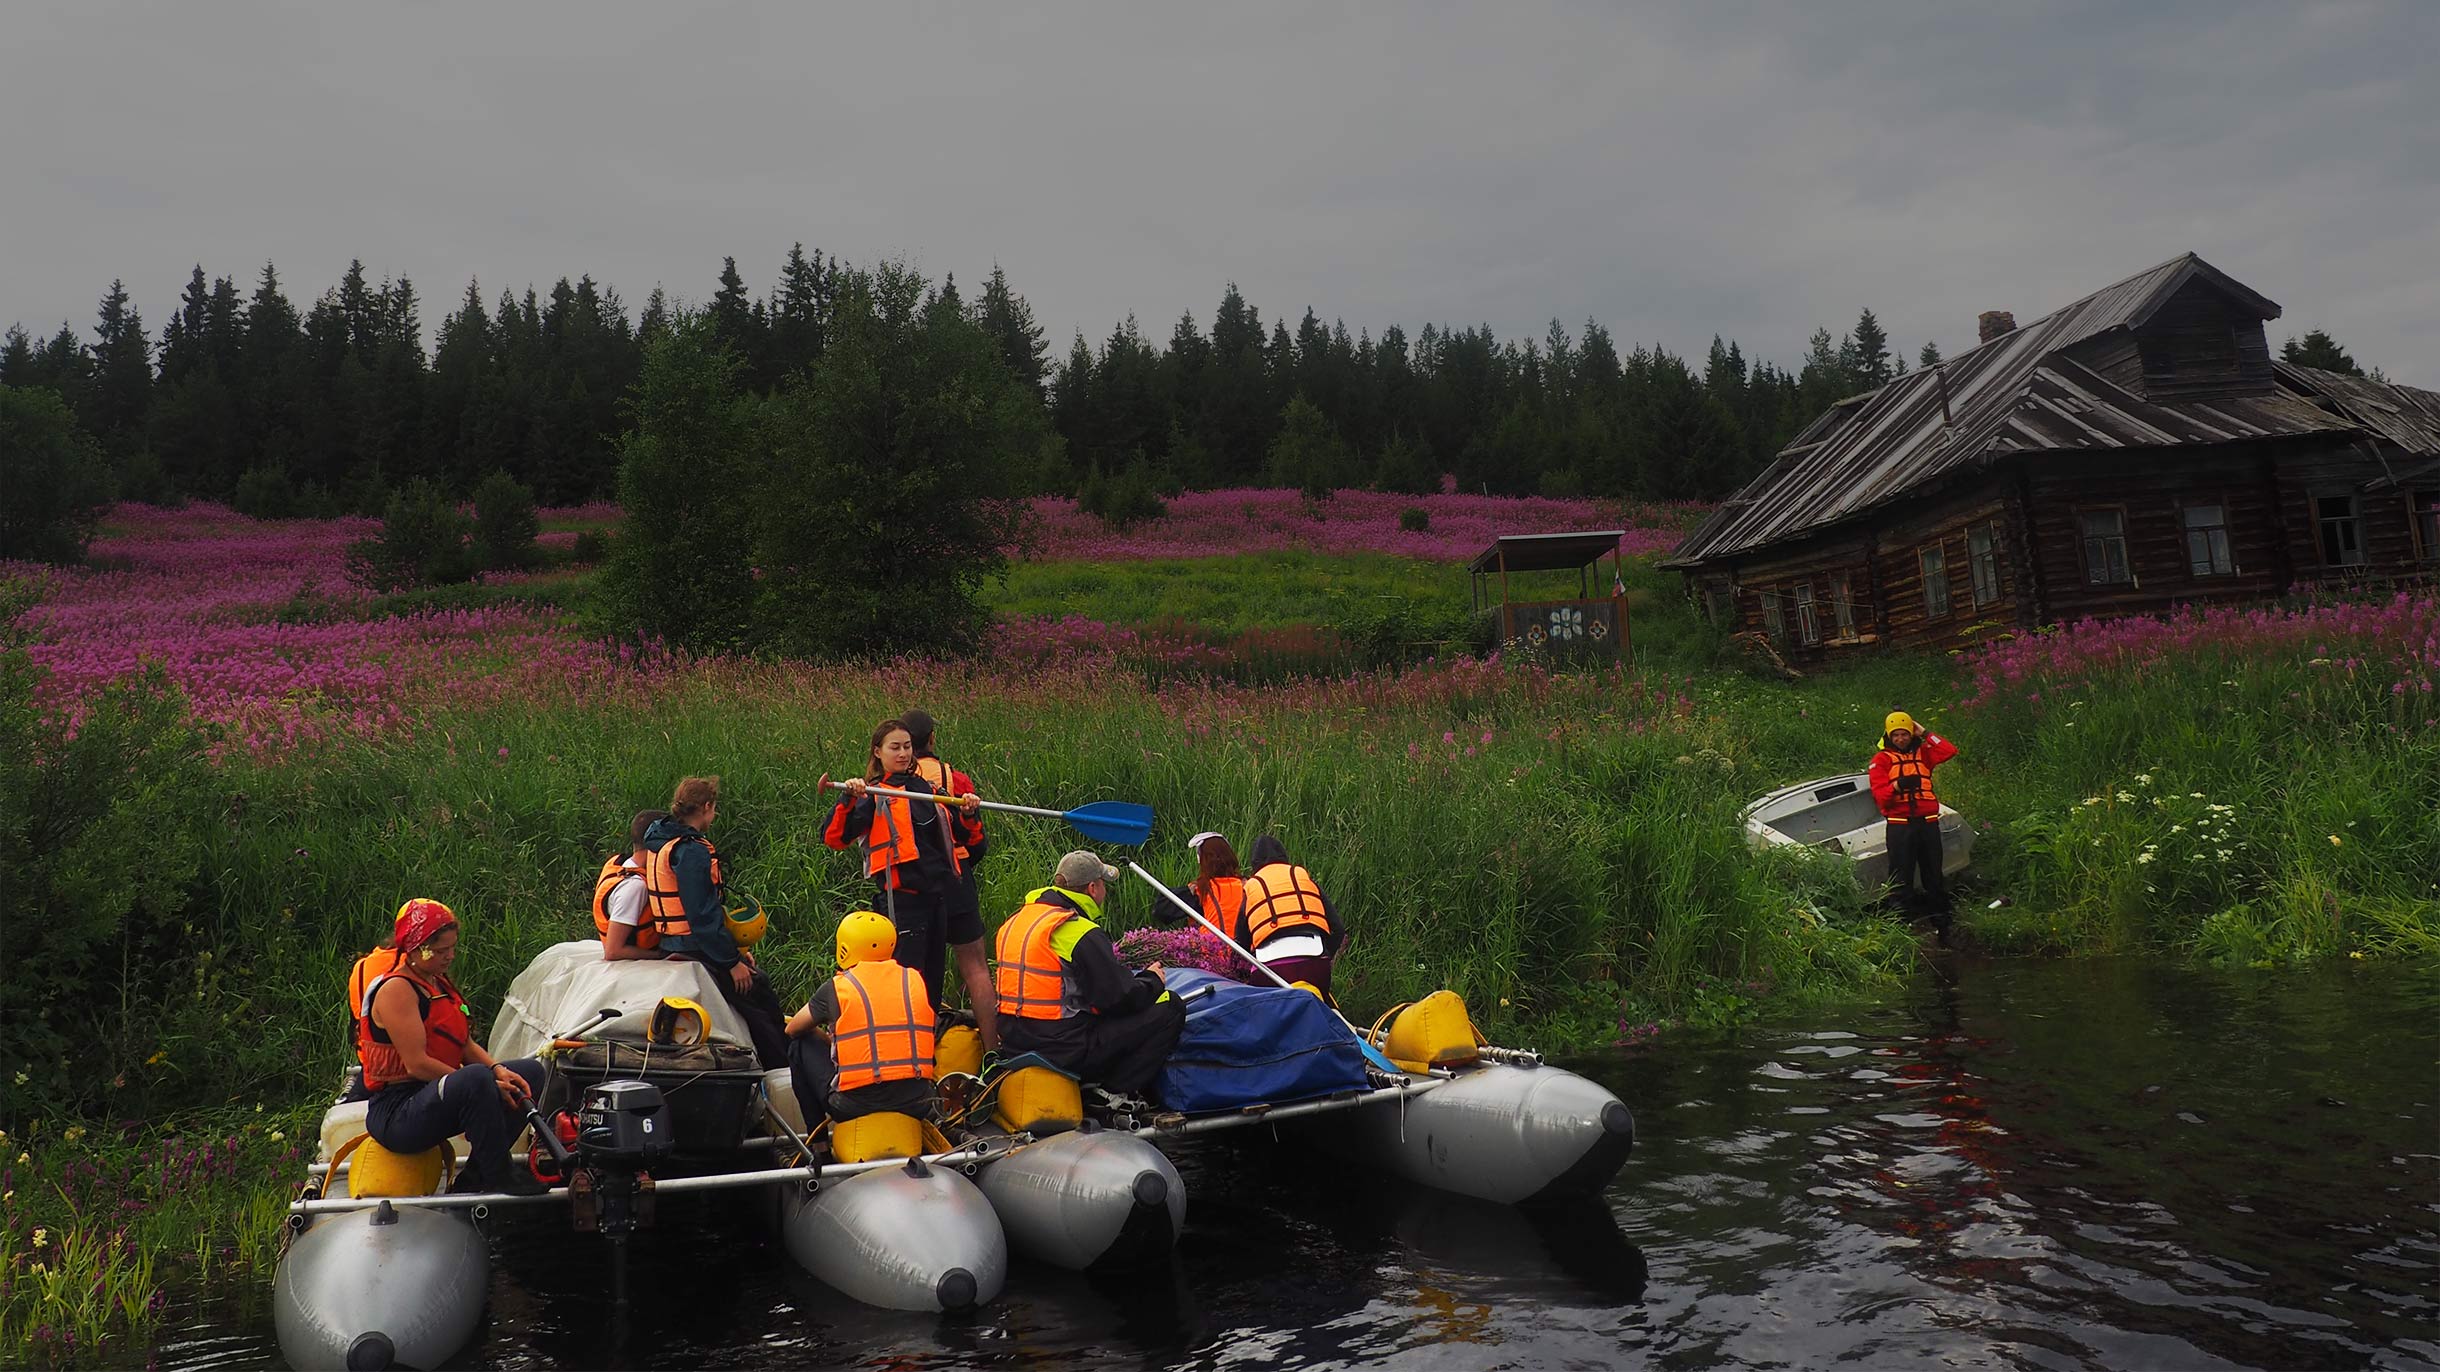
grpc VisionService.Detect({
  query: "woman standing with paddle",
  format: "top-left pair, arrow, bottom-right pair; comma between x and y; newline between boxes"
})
820,718 -> 982,1017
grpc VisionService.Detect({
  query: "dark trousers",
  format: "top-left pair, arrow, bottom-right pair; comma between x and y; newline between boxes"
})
366,1059 -> 544,1189
1000,999 -> 1188,1097
881,885 -> 952,1010
1257,953 -> 1337,1002
708,963 -> 792,1070
1885,817 -> 1951,922
785,1033 -> 937,1129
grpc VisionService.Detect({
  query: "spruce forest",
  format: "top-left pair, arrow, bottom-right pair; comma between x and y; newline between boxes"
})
3,246 -> 1933,513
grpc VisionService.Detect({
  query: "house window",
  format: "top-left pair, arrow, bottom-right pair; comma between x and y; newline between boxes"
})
2079,510 -> 2131,585
1830,572 -> 1857,639
2315,493 -> 2365,567
1920,544 -> 1950,619
1760,588 -> 1785,643
1967,524 -> 2001,606
2413,490 -> 2440,562
2183,503 -> 2234,577
1794,581 -> 1820,645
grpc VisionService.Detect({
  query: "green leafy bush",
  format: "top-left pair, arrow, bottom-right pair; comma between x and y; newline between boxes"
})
345,478 -> 477,591
230,465 -> 301,519
1078,458 -> 1168,530
470,469 -> 541,572
0,385 -> 113,563
571,528 -> 610,564
1397,505 -> 1430,533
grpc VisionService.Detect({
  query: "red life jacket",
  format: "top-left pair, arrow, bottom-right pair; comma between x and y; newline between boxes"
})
831,961 -> 937,1091
358,966 -> 470,1092
592,854 -> 658,950
1241,863 -> 1330,951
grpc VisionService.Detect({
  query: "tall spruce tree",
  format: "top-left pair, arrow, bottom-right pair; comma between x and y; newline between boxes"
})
974,265 -> 1049,399
2281,329 -> 2363,376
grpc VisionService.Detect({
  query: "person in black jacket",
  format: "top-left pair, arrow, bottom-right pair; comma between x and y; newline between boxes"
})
820,719 -> 982,1018
641,776 -> 788,1068
992,851 -> 1184,1095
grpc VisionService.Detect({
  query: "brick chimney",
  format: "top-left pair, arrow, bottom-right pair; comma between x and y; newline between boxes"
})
1977,310 -> 2018,345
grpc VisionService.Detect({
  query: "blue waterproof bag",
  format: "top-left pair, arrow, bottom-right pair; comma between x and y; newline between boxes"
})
1153,968 -> 1372,1113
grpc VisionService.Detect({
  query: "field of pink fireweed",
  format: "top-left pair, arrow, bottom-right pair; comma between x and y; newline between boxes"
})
6,503 -> 647,755
1017,487 -> 1701,562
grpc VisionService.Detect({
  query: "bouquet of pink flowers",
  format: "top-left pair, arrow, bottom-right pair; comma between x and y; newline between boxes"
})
1113,925 -> 1253,981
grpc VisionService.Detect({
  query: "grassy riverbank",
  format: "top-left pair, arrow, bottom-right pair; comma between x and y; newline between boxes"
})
4,499 -> 2435,1363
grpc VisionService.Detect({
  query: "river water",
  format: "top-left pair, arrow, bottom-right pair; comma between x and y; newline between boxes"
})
157,956 -> 2438,1370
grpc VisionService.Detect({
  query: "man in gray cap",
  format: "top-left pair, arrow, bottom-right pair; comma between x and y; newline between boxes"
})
990,850 -> 1186,1095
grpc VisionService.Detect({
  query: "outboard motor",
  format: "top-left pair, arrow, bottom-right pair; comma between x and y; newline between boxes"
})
568,1079 -> 674,1303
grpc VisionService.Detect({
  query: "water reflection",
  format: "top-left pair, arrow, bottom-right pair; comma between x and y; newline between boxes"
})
162,958 -> 2436,1370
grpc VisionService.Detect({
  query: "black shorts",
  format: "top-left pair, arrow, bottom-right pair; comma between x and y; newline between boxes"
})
945,902 -> 984,946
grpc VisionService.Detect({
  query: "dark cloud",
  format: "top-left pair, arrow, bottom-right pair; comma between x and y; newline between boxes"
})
5,2 -> 2432,376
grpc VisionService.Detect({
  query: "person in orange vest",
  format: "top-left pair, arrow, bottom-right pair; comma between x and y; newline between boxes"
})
1236,835 -> 1344,998
993,851 -> 1184,1095
1868,710 -> 1961,942
899,708 -> 999,1052
1162,831 -> 1250,968
642,776 -> 790,1067
594,809 -> 670,962
359,899 -> 547,1195
783,910 -> 938,1130
820,718 -> 982,1023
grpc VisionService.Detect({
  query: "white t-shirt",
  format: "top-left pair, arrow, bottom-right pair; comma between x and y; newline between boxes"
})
605,860 -> 647,928
1255,933 -> 1325,962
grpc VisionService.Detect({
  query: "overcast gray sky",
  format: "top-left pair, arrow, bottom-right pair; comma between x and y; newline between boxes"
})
6,2 -> 2434,378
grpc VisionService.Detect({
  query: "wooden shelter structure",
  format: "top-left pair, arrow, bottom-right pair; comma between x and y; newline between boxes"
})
1663,252 -> 2440,663
1467,530 -> 1630,658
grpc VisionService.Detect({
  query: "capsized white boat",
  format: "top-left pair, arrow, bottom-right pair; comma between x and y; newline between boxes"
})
1740,772 -> 1973,889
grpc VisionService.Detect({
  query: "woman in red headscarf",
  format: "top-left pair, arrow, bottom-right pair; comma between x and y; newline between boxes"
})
360,899 -> 547,1195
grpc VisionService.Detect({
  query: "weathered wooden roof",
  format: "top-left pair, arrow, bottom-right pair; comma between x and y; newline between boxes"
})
1665,254 -> 2363,569
2276,363 -> 2440,459
1466,530 -> 1626,574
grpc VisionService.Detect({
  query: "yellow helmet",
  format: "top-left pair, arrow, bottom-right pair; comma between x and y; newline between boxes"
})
836,910 -> 896,968
724,892 -> 768,949
647,996 -> 711,1046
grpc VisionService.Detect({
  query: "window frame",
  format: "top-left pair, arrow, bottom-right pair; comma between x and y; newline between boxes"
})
2076,507 -> 2133,586
1759,586 -> 1786,643
1966,522 -> 2002,607
1794,580 -> 1820,645
2180,498 -> 2235,578
1830,571 -> 1857,640
1919,542 -> 1951,620
2312,490 -> 2366,568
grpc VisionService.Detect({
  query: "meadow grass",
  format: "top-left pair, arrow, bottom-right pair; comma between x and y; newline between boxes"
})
990,551 -> 1603,635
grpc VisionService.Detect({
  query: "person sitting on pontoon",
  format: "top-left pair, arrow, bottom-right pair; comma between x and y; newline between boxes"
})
594,809 -> 670,962
1234,835 -> 1345,999
993,851 -> 1184,1096
784,910 -> 939,1129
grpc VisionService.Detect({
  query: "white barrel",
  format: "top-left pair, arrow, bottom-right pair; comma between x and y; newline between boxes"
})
976,1126 -> 1185,1271
781,1156 -> 1007,1311
1309,1062 -> 1633,1205
273,1202 -> 489,1371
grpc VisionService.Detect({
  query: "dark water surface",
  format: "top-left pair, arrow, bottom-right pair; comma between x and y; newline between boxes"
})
159,957 -> 2438,1370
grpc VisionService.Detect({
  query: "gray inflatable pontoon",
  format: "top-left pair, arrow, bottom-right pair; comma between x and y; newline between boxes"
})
1300,1061 -> 1633,1205
781,1155 -> 1008,1311
976,1124 -> 1185,1271
272,1201 -> 488,1371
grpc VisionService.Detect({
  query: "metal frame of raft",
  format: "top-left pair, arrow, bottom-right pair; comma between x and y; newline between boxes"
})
287,1137 -> 1022,1217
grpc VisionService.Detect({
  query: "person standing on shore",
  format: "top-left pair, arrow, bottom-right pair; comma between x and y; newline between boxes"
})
643,777 -> 790,1067
1868,711 -> 1960,943
898,708 -> 998,1050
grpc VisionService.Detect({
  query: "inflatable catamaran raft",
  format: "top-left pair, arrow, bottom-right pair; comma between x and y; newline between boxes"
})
273,941 -> 1633,1369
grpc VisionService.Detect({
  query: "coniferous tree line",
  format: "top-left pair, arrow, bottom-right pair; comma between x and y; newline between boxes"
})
4,246 -> 1963,522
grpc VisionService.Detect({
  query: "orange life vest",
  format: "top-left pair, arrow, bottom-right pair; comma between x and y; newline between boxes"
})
348,945 -> 406,1060
592,855 -> 658,950
831,961 -> 937,1092
994,900 -> 1079,1022
1241,862 -> 1330,951
859,788 -> 962,889
1879,752 -> 1939,818
358,966 -> 470,1092
1198,875 -> 1246,932
912,756 -> 974,864
643,834 -> 721,940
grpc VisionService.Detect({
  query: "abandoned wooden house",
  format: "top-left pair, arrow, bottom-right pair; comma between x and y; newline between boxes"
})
1662,252 -> 2440,661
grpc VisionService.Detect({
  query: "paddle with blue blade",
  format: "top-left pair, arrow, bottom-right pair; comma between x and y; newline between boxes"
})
1124,860 -> 1403,1075
826,782 -> 1155,847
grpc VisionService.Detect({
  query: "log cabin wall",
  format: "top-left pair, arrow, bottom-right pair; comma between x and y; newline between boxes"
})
2273,443 -> 2437,584
2021,447 -> 2293,621
1866,489 -> 2024,652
